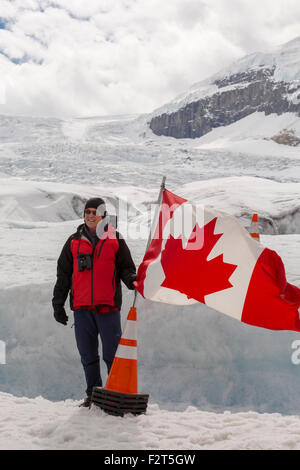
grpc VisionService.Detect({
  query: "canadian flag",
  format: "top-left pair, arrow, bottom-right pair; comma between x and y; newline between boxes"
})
134,189 -> 300,332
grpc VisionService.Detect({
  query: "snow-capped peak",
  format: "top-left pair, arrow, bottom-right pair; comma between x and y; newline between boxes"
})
218,36 -> 300,83
151,36 -> 300,118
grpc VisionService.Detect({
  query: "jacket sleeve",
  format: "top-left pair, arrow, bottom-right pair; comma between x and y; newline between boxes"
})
115,234 -> 136,290
52,236 -> 74,309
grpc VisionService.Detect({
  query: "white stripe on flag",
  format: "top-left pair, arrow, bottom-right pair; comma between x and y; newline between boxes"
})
116,344 -> 137,360
143,201 -> 264,320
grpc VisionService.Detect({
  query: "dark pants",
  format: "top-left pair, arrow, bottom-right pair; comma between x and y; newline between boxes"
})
74,309 -> 122,396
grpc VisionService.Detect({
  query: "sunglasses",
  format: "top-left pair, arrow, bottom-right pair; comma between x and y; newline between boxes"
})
84,209 -> 98,215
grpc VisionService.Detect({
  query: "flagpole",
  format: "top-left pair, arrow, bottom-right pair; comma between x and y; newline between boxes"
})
132,175 -> 166,308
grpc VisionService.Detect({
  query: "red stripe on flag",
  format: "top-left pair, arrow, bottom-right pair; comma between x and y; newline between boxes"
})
135,189 -> 187,297
241,248 -> 300,331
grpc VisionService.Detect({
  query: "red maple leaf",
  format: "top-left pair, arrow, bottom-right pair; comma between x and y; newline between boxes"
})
161,217 -> 237,303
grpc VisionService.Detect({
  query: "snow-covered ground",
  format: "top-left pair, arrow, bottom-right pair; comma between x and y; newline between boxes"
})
0,112 -> 299,189
2,392 -> 300,450
0,112 -> 299,450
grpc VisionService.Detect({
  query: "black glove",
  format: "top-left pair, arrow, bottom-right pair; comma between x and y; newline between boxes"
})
54,306 -> 68,326
129,275 -> 137,290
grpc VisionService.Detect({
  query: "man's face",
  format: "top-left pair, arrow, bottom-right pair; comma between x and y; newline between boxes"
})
84,208 -> 103,232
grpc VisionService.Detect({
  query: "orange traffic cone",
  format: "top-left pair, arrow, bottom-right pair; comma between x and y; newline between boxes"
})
105,306 -> 138,394
91,307 -> 149,417
250,213 -> 260,241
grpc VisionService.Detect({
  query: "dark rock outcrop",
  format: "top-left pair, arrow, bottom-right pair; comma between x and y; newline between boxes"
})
149,67 -> 300,139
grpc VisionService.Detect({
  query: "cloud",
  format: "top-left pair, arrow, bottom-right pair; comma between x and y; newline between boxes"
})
0,0 -> 300,118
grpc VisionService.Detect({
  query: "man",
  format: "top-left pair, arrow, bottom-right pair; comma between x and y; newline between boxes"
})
52,197 -> 136,407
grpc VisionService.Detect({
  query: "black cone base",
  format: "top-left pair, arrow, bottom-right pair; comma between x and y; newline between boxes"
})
92,387 -> 149,417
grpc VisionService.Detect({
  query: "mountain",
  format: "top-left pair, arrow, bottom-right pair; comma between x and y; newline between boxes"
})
149,37 -> 300,140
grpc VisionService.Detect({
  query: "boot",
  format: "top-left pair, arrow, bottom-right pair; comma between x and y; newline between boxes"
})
79,395 -> 92,408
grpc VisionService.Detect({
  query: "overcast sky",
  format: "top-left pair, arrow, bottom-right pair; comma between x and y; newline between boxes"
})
0,0 -> 300,118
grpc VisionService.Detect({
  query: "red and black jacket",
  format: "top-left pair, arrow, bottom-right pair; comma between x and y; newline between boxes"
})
52,224 -> 136,311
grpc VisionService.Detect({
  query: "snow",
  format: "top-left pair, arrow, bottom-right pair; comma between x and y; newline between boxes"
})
150,36 -> 300,118
1,392 -> 300,450
0,112 -> 299,193
0,111 -> 299,450
217,36 -> 300,84
195,112 -> 300,156
0,176 -> 298,289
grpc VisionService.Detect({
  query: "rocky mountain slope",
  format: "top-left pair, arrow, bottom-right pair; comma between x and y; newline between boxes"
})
149,37 -> 300,139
